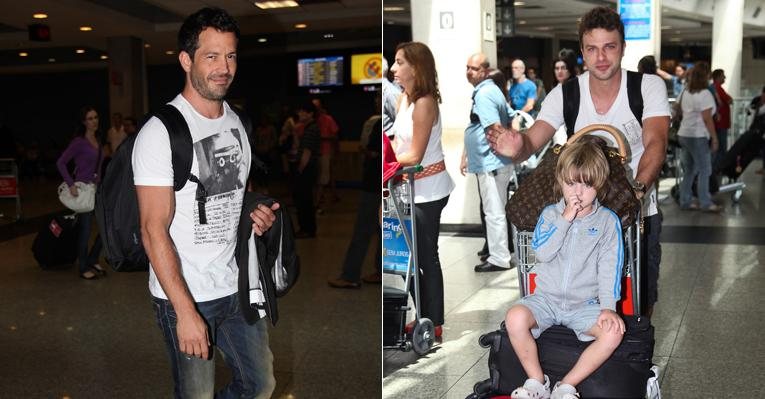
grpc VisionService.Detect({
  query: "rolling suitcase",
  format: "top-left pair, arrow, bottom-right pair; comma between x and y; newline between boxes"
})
473,316 -> 654,399
31,214 -> 78,269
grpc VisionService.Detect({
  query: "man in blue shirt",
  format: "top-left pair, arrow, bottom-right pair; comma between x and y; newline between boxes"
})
462,53 -> 515,272
508,59 -> 537,114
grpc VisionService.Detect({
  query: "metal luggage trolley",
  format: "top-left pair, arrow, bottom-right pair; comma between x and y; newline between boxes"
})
382,165 -> 436,355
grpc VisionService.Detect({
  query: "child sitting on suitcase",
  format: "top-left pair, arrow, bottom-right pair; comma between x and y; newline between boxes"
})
505,139 -> 625,399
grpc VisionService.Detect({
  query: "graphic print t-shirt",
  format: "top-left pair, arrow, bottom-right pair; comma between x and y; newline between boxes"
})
132,94 -> 250,301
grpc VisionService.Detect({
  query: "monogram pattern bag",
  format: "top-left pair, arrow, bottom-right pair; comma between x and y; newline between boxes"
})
506,124 -> 641,231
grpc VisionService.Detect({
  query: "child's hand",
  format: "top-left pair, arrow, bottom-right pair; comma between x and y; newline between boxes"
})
597,309 -> 626,334
562,194 -> 582,222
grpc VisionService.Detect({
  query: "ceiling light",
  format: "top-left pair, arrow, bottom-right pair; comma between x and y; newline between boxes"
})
165,50 -> 175,55
537,26 -> 553,31
100,55 -> 108,60
669,37 -> 682,42
258,38 -> 267,43
323,33 -> 334,39
518,20 -> 526,25
514,1 -> 526,6
294,23 -> 307,29
661,25 -> 672,30
19,52 -> 28,57
33,13 -> 48,19
144,43 -> 151,48
48,58 -> 55,62
254,1 -> 298,9
383,6 -> 404,12
76,49 -> 85,54
79,26 -> 93,32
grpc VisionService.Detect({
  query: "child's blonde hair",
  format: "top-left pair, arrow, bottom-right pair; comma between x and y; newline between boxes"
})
554,138 -> 610,201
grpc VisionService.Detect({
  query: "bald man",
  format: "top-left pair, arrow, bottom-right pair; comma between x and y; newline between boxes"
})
508,59 -> 537,113
462,53 -> 515,272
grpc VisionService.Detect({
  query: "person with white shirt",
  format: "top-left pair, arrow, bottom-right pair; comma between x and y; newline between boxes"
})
676,62 -> 721,212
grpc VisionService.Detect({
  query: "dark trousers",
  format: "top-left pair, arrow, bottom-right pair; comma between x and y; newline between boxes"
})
76,210 -> 102,275
410,195 -> 449,326
293,162 -> 318,234
340,190 -> 381,282
640,211 -> 662,311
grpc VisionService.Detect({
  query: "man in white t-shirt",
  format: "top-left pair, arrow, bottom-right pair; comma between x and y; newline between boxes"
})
488,7 -> 669,397
132,7 -> 279,398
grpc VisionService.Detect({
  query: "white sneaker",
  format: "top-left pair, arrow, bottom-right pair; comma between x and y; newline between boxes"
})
511,375 -> 551,399
550,381 -> 579,399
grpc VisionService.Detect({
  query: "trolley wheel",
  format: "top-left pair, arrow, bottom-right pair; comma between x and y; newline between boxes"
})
733,189 -> 743,203
478,331 -> 497,348
412,318 -> 435,355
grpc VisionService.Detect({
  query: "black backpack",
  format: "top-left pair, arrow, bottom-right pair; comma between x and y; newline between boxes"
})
95,103 -> 254,272
561,70 -> 644,137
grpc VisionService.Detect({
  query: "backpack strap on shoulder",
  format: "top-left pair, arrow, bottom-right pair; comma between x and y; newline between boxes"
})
562,77 -> 580,138
152,104 -> 193,191
626,70 -> 644,127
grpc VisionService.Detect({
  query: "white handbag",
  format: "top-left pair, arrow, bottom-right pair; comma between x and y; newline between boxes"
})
58,181 -> 96,213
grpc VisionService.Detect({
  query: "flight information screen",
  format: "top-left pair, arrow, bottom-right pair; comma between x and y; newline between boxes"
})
297,56 -> 344,87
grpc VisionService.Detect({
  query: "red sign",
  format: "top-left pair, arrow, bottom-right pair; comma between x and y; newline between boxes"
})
0,176 -> 17,197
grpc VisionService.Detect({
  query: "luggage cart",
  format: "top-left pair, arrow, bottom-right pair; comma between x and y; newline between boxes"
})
382,165 -> 435,355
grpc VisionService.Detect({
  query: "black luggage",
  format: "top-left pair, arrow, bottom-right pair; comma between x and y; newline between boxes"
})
472,316 -> 654,399
716,127 -> 764,180
383,286 -> 408,347
31,214 -> 78,269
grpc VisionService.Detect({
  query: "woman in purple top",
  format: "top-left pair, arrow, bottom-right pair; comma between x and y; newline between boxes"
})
56,106 -> 106,279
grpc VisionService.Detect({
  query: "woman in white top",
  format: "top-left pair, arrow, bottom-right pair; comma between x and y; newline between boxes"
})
390,41 -> 454,338
677,61 -> 721,212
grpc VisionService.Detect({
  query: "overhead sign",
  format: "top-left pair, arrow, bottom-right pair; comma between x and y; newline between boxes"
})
620,0 -> 652,41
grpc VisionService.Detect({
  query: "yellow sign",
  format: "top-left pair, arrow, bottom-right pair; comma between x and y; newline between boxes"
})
351,53 -> 383,84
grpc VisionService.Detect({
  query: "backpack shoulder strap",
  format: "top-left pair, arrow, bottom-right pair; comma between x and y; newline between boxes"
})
562,77 -> 580,137
626,70 -> 644,127
152,104 -> 193,192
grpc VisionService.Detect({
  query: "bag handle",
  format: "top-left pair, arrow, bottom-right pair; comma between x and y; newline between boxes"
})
567,124 -> 629,163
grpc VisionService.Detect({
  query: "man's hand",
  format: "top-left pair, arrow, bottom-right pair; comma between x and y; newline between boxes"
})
460,155 -> 467,176
597,309 -> 626,334
562,194 -> 583,222
177,310 -> 210,359
486,125 -> 523,159
251,201 -> 280,236
710,137 -> 719,153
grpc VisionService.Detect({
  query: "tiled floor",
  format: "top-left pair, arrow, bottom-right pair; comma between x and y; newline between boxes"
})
383,165 -> 765,399
0,178 -> 380,398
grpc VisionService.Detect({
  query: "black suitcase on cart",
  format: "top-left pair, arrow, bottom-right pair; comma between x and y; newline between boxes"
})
383,286 -> 409,347
31,214 -> 78,269
471,316 -> 654,399
716,122 -> 764,180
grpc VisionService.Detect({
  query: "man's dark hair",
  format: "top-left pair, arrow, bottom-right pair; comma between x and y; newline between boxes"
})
297,100 -> 316,115
578,6 -> 624,46
486,68 -> 509,102
712,69 -> 725,81
178,7 -> 240,60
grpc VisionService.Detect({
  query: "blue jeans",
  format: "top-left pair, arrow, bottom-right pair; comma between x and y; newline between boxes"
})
679,136 -> 713,208
153,293 -> 275,399
76,210 -> 102,275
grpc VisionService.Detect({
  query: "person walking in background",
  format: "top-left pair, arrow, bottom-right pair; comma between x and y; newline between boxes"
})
293,100 -> 321,238
132,8 -> 279,397
508,59 -> 537,114
526,66 -> 546,117
382,56 -> 402,138
462,53 -> 515,273
390,41 -> 454,338
278,106 -> 300,177
56,106 -> 106,280
312,98 -> 340,211
677,62 -> 721,213
327,113 -> 382,288
711,69 -> 732,168
554,49 -> 578,87
252,115 -> 277,193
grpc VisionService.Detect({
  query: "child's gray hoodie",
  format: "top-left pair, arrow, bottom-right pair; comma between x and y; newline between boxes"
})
530,198 -> 624,311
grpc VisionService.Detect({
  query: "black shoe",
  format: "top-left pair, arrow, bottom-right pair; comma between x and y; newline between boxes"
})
474,261 -> 509,273
476,246 -> 489,257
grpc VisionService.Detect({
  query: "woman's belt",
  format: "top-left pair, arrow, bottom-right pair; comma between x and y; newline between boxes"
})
403,160 -> 446,180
